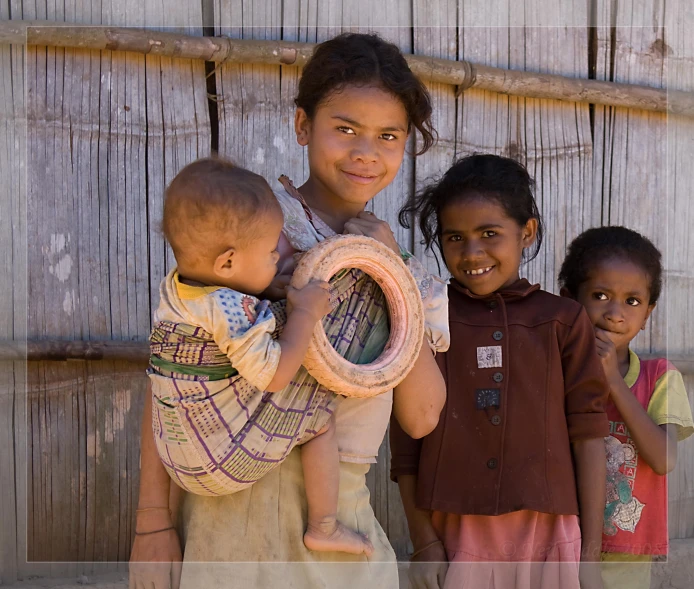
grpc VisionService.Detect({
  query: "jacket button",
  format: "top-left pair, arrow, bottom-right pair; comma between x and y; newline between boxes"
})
491,415 -> 502,426
487,458 -> 498,469
492,330 -> 503,341
493,372 -> 504,382
487,300 -> 498,309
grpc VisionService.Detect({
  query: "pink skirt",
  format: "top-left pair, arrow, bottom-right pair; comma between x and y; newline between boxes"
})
431,510 -> 582,589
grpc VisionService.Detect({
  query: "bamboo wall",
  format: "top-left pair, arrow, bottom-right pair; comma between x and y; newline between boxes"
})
1,0 -> 692,582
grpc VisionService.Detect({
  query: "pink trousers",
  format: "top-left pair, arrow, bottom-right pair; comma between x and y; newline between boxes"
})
431,510 -> 582,589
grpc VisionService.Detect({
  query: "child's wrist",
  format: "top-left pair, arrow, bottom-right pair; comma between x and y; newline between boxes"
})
290,306 -> 323,323
408,519 -> 439,550
135,507 -> 173,533
607,373 -> 627,395
580,542 -> 602,562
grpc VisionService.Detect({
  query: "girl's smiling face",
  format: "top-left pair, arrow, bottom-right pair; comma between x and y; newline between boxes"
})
573,257 -> 655,354
294,85 -> 409,215
440,196 -> 538,296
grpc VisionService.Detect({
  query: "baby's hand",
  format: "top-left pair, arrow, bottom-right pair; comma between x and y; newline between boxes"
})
594,328 -> 621,386
287,281 -> 332,322
344,211 -> 401,255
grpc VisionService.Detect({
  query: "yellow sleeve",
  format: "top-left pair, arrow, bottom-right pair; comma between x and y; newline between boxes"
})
646,370 -> 694,442
200,290 -> 281,391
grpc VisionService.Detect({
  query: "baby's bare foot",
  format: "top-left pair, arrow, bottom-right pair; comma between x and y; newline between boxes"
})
304,520 -> 374,556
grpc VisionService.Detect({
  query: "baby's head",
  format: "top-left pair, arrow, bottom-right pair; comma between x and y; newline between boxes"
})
163,158 -> 283,295
559,226 -> 662,351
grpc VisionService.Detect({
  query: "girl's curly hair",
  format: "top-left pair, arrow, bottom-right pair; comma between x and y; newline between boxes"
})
295,33 -> 436,155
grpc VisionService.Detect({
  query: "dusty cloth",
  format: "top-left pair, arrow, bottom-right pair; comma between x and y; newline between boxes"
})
179,447 -> 398,589
433,510 -> 581,589
390,278 -> 610,517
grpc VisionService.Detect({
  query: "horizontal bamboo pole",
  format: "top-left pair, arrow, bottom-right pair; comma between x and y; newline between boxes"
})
0,340 -> 692,374
0,340 -> 149,362
1,20 -> 693,117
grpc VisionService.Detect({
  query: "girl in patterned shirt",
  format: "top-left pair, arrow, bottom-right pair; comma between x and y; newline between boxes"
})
560,226 -> 693,589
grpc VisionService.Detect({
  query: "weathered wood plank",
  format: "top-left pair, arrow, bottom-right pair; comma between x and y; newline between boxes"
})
594,0 -> 694,541
410,1 -> 458,281
0,363 -> 21,583
0,0 -> 27,583
215,1 -> 300,186
14,0 -> 208,578
663,0 -> 694,540
459,3 -> 593,294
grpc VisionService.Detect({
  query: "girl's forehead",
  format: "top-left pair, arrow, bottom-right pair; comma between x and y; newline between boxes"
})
316,85 -> 408,125
440,196 -> 515,225
586,257 -> 651,289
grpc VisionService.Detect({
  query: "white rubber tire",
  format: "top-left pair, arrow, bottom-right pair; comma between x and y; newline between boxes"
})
290,234 -> 425,398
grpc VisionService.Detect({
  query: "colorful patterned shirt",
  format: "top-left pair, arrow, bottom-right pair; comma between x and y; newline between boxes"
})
602,350 -> 693,555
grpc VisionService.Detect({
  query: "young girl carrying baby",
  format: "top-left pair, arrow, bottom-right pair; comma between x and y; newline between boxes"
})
131,32 -> 450,589
391,154 -> 611,589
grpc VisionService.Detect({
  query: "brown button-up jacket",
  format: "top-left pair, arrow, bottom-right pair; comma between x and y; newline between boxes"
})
390,279 -> 610,516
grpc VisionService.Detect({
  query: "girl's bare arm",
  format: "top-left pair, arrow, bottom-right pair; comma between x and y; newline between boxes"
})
129,384 -> 182,589
397,474 -> 439,548
398,474 -> 449,589
572,437 -> 606,562
605,378 -> 677,475
392,338 -> 446,439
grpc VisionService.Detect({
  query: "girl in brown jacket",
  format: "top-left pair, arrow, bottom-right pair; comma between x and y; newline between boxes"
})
392,154 -> 611,589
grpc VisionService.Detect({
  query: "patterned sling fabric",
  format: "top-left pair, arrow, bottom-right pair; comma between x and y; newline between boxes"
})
149,321 -> 240,381
149,267 -> 389,496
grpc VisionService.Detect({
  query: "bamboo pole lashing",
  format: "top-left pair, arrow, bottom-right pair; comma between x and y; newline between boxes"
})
1,20 -> 692,117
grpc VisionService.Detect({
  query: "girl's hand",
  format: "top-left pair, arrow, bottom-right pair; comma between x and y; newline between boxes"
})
578,560 -> 604,589
263,273 -> 292,301
408,541 -> 449,589
594,328 -> 622,386
287,280 -> 332,321
344,211 -> 401,255
129,529 -> 182,589
262,232 -> 298,301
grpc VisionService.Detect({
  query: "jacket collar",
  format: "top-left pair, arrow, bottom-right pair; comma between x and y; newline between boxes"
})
449,277 -> 541,302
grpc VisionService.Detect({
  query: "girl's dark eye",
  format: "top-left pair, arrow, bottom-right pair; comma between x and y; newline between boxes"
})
593,292 -> 608,301
448,235 -> 462,242
482,230 -> 497,238
626,298 -> 641,306
337,126 -> 355,135
381,133 -> 397,141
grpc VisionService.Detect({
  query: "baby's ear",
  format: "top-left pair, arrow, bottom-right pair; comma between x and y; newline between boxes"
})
214,247 -> 236,278
559,287 -> 574,299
